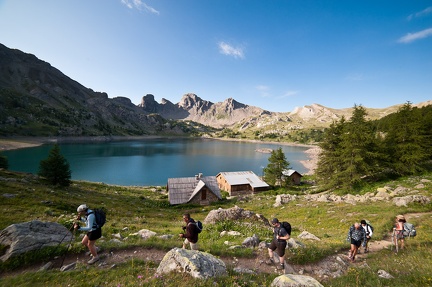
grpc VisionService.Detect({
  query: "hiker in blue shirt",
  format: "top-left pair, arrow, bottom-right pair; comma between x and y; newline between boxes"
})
74,204 -> 102,264
346,222 -> 366,262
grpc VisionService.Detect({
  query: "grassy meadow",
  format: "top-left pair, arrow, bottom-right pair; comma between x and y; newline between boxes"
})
0,168 -> 432,287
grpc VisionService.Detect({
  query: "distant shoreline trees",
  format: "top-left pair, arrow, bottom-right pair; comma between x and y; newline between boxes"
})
316,102 -> 432,191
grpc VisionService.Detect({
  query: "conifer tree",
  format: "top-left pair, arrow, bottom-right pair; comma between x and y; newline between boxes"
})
38,144 -> 71,186
315,118 -> 346,188
338,105 -> 381,188
384,102 -> 428,175
263,147 -> 290,186
0,152 -> 8,169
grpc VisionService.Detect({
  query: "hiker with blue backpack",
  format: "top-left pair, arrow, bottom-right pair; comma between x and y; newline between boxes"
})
74,204 -> 104,264
179,213 -> 200,250
394,214 -> 406,250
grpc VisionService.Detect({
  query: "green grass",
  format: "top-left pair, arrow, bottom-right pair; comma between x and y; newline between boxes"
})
0,169 -> 431,286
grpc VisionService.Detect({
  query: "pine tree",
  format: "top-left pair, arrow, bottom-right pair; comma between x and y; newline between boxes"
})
315,118 -> 346,188
384,102 -> 428,175
338,105 -> 382,188
38,144 -> 71,186
263,147 -> 290,186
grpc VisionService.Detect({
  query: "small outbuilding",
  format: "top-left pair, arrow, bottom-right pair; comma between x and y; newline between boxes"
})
216,171 -> 270,196
167,173 -> 222,205
282,169 -> 303,185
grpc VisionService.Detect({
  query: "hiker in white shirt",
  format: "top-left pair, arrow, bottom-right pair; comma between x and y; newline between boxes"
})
360,219 -> 373,253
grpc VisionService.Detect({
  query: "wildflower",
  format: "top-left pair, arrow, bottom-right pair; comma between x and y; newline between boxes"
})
137,275 -> 143,279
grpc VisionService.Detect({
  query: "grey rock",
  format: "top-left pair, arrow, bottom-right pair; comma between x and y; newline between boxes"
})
0,220 -> 73,262
156,247 -> 227,279
271,274 -> 324,287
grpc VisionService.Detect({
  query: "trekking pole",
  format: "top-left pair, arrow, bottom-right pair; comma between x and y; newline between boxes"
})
392,228 -> 398,253
59,225 -> 76,267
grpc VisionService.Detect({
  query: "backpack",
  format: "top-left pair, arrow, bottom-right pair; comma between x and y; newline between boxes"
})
280,221 -> 292,236
195,221 -> 203,233
365,220 -> 374,233
403,222 -> 417,237
89,208 -> 106,228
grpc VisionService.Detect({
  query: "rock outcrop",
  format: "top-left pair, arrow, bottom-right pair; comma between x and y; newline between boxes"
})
203,205 -> 270,226
271,274 -> 324,287
156,247 -> 227,279
0,220 -> 73,262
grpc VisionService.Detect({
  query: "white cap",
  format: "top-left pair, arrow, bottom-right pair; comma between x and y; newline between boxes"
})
77,204 -> 88,212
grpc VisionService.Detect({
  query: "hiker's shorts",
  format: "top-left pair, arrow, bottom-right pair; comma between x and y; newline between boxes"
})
350,238 -> 362,248
88,228 -> 102,241
396,230 -> 405,240
269,239 -> 287,257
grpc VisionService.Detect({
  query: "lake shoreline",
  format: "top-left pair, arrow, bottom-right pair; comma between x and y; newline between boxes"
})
0,136 -> 320,174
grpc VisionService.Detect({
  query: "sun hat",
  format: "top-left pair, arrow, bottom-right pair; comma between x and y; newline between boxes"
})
77,204 -> 88,212
396,214 -> 406,221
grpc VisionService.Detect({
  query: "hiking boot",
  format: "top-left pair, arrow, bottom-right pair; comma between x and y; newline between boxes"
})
88,256 -> 100,265
277,264 -> 285,270
265,258 -> 275,265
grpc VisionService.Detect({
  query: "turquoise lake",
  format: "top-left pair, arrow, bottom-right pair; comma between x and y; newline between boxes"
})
3,138 -> 311,186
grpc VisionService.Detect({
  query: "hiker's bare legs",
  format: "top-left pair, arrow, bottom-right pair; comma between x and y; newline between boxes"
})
82,235 -> 98,257
268,248 -> 274,260
399,238 -> 405,250
349,244 -> 358,260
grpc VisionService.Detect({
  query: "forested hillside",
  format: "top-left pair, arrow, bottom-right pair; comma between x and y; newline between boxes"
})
316,103 -> 432,190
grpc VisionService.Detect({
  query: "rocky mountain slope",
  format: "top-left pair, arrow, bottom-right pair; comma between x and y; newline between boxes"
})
0,43 -> 201,137
1,43 -> 430,137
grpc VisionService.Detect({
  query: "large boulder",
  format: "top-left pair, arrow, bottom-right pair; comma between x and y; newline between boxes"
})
156,247 -> 227,279
0,220 -> 73,262
203,205 -> 270,226
393,195 -> 430,207
271,274 -> 324,287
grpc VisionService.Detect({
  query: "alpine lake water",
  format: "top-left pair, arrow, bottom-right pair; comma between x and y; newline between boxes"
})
3,138 -> 311,186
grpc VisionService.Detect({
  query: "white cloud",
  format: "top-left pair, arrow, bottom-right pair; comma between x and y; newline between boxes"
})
121,0 -> 160,15
256,85 -> 270,97
278,91 -> 299,99
407,6 -> 432,21
398,27 -> 432,43
218,42 -> 244,59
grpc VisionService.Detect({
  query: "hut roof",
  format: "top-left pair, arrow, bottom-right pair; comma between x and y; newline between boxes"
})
167,175 -> 221,205
217,171 -> 269,188
282,169 -> 303,177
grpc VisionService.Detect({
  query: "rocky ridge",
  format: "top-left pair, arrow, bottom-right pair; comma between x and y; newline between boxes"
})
1,42 -> 431,137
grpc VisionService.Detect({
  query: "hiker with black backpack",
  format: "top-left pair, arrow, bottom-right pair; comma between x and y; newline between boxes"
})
266,218 -> 290,270
74,204 -> 103,264
360,219 -> 373,253
179,213 -> 199,250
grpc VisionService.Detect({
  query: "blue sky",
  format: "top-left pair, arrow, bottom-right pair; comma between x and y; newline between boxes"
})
0,1 -> 431,112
